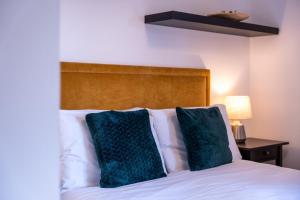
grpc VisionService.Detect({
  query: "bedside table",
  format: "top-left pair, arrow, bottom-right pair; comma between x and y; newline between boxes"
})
237,138 -> 289,167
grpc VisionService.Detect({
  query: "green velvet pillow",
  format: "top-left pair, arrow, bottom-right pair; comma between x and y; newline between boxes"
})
176,107 -> 232,171
86,109 -> 166,188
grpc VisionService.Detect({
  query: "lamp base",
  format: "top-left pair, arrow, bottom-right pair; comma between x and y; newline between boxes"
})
231,124 -> 246,144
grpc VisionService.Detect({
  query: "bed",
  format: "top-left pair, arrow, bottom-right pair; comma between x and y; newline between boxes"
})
60,62 -> 300,200
62,160 -> 300,200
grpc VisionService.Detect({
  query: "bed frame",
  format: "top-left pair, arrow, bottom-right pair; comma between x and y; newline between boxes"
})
61,62 -> 210,110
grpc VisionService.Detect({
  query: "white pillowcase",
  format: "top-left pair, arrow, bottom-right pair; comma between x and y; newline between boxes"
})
60,110 -> 101,191
60,108 -> 166,191
148,104 -> 242,173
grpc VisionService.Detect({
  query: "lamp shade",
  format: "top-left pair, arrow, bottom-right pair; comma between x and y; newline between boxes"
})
224,96 -> 252,120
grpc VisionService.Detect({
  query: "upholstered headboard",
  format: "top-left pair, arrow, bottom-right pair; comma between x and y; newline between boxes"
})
61,62 -> 210,110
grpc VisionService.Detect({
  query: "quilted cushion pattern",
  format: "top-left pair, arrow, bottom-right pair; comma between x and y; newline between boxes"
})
176,107 -> 232,171
86,109 -> 166,188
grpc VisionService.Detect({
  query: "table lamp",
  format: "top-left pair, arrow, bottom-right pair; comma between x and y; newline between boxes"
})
224,96 -> 252,143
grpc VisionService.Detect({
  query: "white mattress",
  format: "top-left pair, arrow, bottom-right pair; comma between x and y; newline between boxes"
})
62,160 -> 300,200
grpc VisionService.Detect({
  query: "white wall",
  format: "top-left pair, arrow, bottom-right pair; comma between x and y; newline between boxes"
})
60,0 -> 252,103
249,0 -> 300,169
0,1 -> 60,200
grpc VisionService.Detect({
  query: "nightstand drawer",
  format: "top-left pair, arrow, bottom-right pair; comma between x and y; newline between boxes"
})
238,138 -> 289,166
250,147 -> 277,162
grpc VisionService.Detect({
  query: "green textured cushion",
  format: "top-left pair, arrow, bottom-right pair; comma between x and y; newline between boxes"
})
85,109 -> 166,188
176,107 -> 232,171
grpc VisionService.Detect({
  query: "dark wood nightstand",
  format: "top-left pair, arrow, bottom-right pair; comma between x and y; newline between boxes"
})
237,138 -> 289,167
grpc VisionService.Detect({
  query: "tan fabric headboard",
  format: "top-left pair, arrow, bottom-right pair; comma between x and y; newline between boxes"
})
61,62 -> 210,110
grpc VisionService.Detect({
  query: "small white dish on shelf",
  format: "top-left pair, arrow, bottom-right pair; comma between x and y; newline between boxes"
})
208,10 -> 249,22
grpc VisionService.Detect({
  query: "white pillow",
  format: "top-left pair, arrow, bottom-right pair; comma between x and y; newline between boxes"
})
60,110 -> 101,191
60,108 -> 166,191
148,104 -> 241,173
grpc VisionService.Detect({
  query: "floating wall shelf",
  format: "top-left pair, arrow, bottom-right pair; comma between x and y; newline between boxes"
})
145,11 -> 279,37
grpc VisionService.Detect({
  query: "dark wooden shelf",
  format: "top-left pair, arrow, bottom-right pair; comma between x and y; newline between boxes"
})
145,11 -> 279,37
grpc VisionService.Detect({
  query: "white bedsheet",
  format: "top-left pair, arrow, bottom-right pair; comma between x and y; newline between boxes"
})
62,160 -> 300,200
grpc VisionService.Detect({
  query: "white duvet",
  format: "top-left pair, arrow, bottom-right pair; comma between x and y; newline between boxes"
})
62,160 -> 300,200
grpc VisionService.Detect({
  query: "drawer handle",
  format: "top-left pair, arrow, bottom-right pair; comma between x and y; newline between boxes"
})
263,151 -> 271,156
